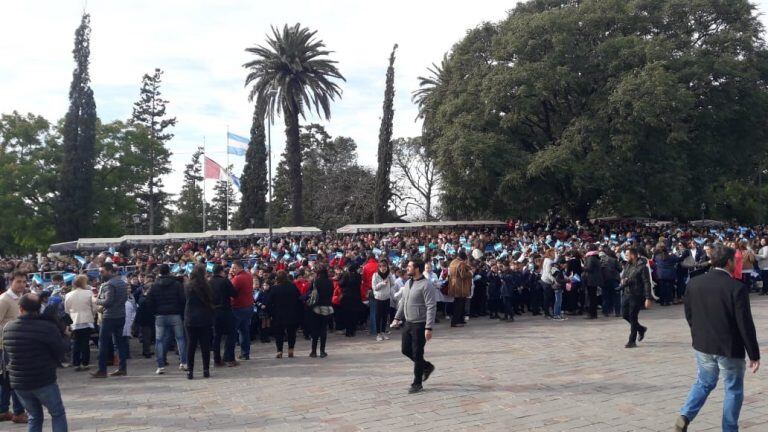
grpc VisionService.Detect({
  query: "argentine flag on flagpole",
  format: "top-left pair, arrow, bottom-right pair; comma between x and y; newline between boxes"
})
227,132 -> 249,156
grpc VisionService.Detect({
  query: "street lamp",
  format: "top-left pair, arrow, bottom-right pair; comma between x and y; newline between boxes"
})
267,86 -> 278,244
131,213 -> 141,235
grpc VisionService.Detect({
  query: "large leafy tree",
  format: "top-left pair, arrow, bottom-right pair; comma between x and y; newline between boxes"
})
0,112 -> 59,253
57,13 -> 97,241
425,0 -> 768,222
170,147 -> 206,232
271,124 -> 375,229
130,68 -> 176,234
244,23 -> 345,225
237,99 -> 269,228
374,44 -> 398,223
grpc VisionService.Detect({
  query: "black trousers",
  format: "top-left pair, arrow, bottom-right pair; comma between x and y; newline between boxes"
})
185,325 -> 212,373
451,298 -> 466,325
213,310 -> 235,363
529,283 -> 543,314
274,324 -> 298,352
140,325 -> 154,356
72,328 -> 92,367
622,296 -> 645,343
542,283 -> 554,316
586,285 -> 598,318
470,288 -> 487,316
374,299 -> 390,334
310,313 -> 328,354
401,321 -> 432,386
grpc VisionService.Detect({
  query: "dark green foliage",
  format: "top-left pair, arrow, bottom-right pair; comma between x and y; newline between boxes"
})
374,44 -> 398,223
57,13 -> 97,241
130,68 -> 176,234
238,100 -> 269,228
423,0 -> 768,222
210,167 -> 238,230
271,124 -> 376,229
244,23 -> 345,225
170,147 -> 206,232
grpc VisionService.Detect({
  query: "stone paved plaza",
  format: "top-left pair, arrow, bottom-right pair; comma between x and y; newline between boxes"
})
12,296 -> 768,431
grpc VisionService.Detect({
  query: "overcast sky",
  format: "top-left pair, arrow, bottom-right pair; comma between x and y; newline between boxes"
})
2,0 -> 768,198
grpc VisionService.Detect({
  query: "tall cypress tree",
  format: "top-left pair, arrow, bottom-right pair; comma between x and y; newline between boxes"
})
170,147 -> 206,232
57,13 -> 97,241
373,44 -> 397,223
237,100 -> 268,228
130,68 -> 176,234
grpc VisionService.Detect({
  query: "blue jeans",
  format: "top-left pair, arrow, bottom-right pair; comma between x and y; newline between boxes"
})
680,350 -> 746,432
232,307 -> 254,358
155,314 -> 187,368
98,317 -> 128,373
15,383 -> 68,432
553,289 -> 563,317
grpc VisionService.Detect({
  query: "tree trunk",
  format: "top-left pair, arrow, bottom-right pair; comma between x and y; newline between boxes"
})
284,111 -> 303,226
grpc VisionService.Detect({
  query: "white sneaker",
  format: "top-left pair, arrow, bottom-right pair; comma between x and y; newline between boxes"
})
383,334 -> 390,340
179,363 -> 188,371
155,367 -> 165,375
376,334 -> 383,342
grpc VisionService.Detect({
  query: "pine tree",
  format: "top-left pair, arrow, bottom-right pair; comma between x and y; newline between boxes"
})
373,44 -> 397,223
210,166 -> 238,230
170,147 -> 206,232
57,13 -> 97,241
237,99 -> 268,228
130,68 -> 176,234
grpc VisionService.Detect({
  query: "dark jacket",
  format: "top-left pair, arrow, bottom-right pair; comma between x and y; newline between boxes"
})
148,275 -> 185,316
134,290 -> 155,327
96,276 -> 128,320
312,278 -> 333,307
685,269 -> 760,360
4,314 -> 65,391
184,283 -> 215,328
340,272 -> 363,310
621,258 -> 653,299
269,282 -> 301,327
653,253 -> 680,281
582,253 -> 604,287
486,271 -> 502,300
210,275 -> 237,312
600,255 -> 622,283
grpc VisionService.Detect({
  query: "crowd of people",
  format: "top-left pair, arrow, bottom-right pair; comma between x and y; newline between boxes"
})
0,218 -> 766,430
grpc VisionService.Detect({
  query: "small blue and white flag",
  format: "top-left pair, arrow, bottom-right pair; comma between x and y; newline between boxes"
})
227,132 -> 249,156
206,262 -> 214,273
230,174 -> 241,190
74,255 -> 86,266
32,274 -> 44,285
63,273 -> 76,283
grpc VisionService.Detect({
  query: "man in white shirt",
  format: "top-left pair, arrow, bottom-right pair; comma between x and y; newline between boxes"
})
757,238 -> 768,295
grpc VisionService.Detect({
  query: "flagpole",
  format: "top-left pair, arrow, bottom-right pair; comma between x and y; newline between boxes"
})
226,125 -> 230,231
202,137 -> 207,232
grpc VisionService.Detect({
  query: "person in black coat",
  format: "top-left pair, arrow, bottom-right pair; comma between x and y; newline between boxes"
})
209,265 -> 238,366
675,245 -> 760,432
184,265 -> 215,379
269,270 -> 301,358
134,277 -> 156,358
582,244 -> 604,319
3,294 -> 68,430
339,264 -> 363,337
308,265 -> 333,358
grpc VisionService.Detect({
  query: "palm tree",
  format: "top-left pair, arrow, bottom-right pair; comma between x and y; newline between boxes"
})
244,23 -> 345,226
412,53 -> 449,121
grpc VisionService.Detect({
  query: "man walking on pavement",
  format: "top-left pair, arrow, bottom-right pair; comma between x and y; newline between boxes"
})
91,263 -> 129,378
391,258 -> 436,394
675,245 -> 760,432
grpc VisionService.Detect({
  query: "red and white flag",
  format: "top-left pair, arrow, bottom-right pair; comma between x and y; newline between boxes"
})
204,156 -> 224,180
